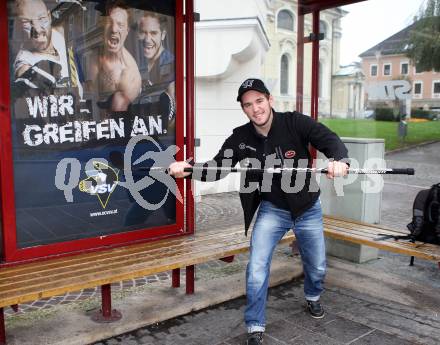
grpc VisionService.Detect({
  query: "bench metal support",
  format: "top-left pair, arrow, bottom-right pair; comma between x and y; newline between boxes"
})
0,307 -> 5,345
91,284 -> 122,323
172,268 -> 181,288
186,265 -> 195,294
220,256 -> 235,263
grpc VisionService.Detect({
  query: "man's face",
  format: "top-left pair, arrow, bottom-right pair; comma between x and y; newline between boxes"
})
17,0 -> 52,53
138,16 -> 166,61
104,7 -> 129,53
241,90 -> 274,128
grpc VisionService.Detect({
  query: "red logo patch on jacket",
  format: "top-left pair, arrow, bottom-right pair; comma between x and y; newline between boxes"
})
285,150 -> 296,159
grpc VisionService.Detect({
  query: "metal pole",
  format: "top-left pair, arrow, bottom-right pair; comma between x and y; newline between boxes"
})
311,10 -> 320,122
296,8 -> 304,113
101,284 -> 112,318
310,10 -> 321,160
183,0 -> 196,287
91,284 -> 122,322
172,268 -> 181,288
185,0 -> 195,235
186,265 -> 195,294
0,308 -> 5,345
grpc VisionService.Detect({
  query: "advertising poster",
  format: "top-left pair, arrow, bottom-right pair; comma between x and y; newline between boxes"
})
6,0 -> 178,248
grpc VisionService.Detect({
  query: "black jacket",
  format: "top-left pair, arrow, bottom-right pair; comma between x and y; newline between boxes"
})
193,111 -> 348,235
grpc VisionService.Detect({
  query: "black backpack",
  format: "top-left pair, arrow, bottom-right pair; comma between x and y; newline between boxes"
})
407,183 -> 440,245
375,183 -> 440,266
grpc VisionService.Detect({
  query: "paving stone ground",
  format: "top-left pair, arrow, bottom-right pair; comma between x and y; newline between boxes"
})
92,277 -> 438,345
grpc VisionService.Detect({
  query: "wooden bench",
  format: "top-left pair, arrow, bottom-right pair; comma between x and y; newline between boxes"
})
323,215 -> 440,264
0,224 -> 296,344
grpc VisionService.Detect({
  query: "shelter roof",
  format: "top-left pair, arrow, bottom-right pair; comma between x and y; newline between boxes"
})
299,0 -> 366,15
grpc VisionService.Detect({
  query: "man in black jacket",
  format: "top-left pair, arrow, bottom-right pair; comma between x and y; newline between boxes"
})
169,78 -> 349,345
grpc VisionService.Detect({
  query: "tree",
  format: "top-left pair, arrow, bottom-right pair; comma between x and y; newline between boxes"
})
406,0 -> 440,72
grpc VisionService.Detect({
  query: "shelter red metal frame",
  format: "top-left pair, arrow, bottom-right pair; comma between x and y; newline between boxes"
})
296,0 -> 366,120
184,0 -> 196,294
0,0 -> 189,264
296,0 -> 366,159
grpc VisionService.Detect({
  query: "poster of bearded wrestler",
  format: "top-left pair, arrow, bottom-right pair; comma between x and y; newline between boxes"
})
6,0 -> 180,250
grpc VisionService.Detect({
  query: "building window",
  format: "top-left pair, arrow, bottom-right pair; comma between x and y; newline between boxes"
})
370,64 -> 378,76
415,65 -> 423,74
277,10 -> 294,31
401,62 -> 409,75
383,63 -> 391,76
280,54 -> 289,95
413,82 -> 422,98
433,81 -> 440,97
319,20 -> 327,39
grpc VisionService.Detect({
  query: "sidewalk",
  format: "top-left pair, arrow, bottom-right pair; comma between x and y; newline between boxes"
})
94,257 -> 440,345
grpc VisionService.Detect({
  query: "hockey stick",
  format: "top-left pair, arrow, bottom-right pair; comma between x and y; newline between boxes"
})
143,166 -> 415,175
107,151 -> 414,176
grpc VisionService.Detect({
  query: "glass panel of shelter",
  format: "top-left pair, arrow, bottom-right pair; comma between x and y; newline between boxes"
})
6,0 -> 179,249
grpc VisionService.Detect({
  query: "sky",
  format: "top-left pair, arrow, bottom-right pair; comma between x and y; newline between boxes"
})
340,0 -> 427,65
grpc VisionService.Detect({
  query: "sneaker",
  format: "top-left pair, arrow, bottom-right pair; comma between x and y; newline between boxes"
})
246,331 -> 264,345
306,299 -> 325,318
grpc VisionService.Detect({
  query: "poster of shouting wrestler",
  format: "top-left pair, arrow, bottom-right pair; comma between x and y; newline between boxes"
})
6,0 -> 180,250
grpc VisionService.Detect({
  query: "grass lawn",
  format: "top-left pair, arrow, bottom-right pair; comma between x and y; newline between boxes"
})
320,119 -> 440,151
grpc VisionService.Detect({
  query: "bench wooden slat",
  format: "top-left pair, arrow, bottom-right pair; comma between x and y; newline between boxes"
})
326,231 -> 440,257
325,215 -> 390,229
323,217 -> 440,261
0,228 -> 247,281
0,235 -> 295,308
0,245 -> 248,306
324,217 -> 414,243
324,228 -> 440,261
324,218 -> 405,236
0,233 -> 295,297
0,235 -> 250,290
323,224 -> 403,242
0,226 -> 246,277
0,226 -> 234,277
0,225 -> 295,308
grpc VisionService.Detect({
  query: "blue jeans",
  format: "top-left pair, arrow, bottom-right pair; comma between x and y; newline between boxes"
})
245,199 -> 326,333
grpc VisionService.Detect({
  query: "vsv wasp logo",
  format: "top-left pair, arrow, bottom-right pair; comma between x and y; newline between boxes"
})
242,79 -> 255,88
78,161 -> 119,209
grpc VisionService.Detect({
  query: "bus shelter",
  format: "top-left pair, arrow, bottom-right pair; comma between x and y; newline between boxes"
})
0,0 -> 366,264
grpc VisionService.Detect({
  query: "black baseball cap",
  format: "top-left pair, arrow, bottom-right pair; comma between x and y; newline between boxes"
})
236,78 -> 270,102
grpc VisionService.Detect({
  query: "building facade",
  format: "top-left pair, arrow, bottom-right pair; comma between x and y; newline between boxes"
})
360,22 -> 440,113
331,63 -> 365,118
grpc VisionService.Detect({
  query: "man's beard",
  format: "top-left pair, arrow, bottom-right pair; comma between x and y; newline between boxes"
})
28,27 -> 52,53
